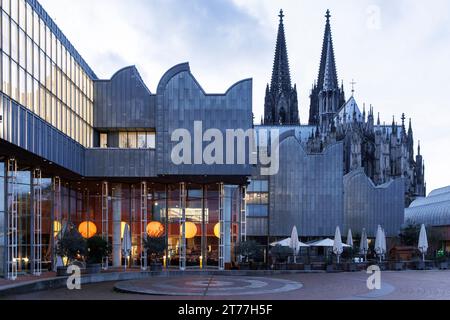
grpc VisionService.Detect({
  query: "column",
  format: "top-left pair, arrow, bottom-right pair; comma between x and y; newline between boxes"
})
179,183 -> 187,271
112,184 -> 122,268
0,162 -> 6,277
222,185 -> 234,267
31,169 -> 42,276
6,159 -> 18,280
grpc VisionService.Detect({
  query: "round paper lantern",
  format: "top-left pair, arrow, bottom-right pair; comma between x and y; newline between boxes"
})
54,221 -> 62,237
214,223 -> 221,239
78,221 -> 97,239
181,222 -> 198,239
146,221 -> 165,238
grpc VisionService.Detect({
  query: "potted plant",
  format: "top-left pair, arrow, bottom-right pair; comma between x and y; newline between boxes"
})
143,236 -> 166,271
237,240 -> 262,270
436,251 -> 448,270
270,245 -> 291,270
56,226 -> 87,276
86,236 -> 110,274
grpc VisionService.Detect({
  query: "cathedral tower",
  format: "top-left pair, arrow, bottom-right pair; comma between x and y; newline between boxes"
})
264,10 -> 300,126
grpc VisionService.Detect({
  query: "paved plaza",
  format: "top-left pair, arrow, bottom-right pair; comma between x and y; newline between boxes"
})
2,270 -> 450,300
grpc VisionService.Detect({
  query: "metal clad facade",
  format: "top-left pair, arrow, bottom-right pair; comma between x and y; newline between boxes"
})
94,67 -> 155,130
344,169 -> 405,237
268,137 -> 344,237
156,63 -> 253,177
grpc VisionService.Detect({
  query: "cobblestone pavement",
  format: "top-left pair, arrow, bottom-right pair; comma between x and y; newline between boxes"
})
2,270 -> 450,300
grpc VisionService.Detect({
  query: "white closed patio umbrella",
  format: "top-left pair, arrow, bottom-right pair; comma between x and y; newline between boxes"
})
375,225 -> 386,263
347,229 -> 354,248
381,228 -> 387,260
121,223 -> 132,271
418,224 -> 429,262
360,229 -> 369,261
290,226 -> 300,263
333,227 -> 344,264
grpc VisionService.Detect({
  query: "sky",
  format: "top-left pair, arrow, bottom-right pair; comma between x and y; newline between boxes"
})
39,0 -> 450,194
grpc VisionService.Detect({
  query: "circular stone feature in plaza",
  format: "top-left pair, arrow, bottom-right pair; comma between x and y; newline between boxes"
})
114,276 -> 303,297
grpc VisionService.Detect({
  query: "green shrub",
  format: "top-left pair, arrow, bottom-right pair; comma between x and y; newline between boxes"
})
57,226 -> 86,266
86,236 -> 111,264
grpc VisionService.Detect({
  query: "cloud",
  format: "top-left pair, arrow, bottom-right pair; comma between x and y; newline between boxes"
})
39,0 -> 450,192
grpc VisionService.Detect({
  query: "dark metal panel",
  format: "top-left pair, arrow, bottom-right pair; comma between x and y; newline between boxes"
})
93,66 -> 155,130
344,169 -> 405,237
267,139 -> 345,238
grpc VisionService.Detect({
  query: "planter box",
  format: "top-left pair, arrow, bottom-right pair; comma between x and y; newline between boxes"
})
275,263 -> 287,270
239,264 -> 251,270
377,263 -> 387,271
391,262 -> 404,271
287,264 -> 300,270
327,264 -> 344,272
150,263 -> 163,272
439,262 -> 448,270
415,261 -> 426,270
56,266 -> 68,277
86,264 -> 102,274
346,263 -> 358,272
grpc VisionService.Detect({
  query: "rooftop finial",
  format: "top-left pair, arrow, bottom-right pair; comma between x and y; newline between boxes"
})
326,9 -> 331,22
350,79 -> 357,96
279,9 -> 284,22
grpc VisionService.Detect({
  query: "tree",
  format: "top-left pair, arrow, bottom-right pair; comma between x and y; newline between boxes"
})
57,226 -> 86,266
399,222 -> 420,246
143,236 -> 166,264
238,240 -> 262,263
270,245 -> 291,264
86,236 -> 111,264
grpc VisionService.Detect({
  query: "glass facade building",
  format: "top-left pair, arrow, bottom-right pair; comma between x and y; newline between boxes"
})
0,1 -> 253,279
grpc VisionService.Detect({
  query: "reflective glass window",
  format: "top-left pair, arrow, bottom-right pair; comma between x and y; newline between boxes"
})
18,0 -> 25,30
18,28 -> 25,67
32,43 -> 38,77
26,73 -> 32,109
128,132 -> 137,149
10,0 -> 18,23
2,54 -> 10,96
10,22 -> 18,62
10,60 -> 17,101
147,132 -> 156,149
119,132 -> 128,148
3,0 -> 11,16
100,133 -> 108,148
2,13 -> 10,55
32,78 -> 38,114
18,66 -> 25,106
137,132 -> 146,149
26,3 -> 32,35
32,12 -> 38,43
26,35 -> 32,72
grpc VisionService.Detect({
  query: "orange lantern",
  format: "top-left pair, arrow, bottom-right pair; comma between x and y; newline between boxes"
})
214,223 -> 221,239
146,221 -> 165,238
78,221 -> 97,239
181,222 -> 198,239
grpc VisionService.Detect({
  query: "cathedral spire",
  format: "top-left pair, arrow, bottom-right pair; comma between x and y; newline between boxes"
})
264,9 -> 300,126
309,10 -> 344,126
270,9 -> 292,94
318,9 -> 339,92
